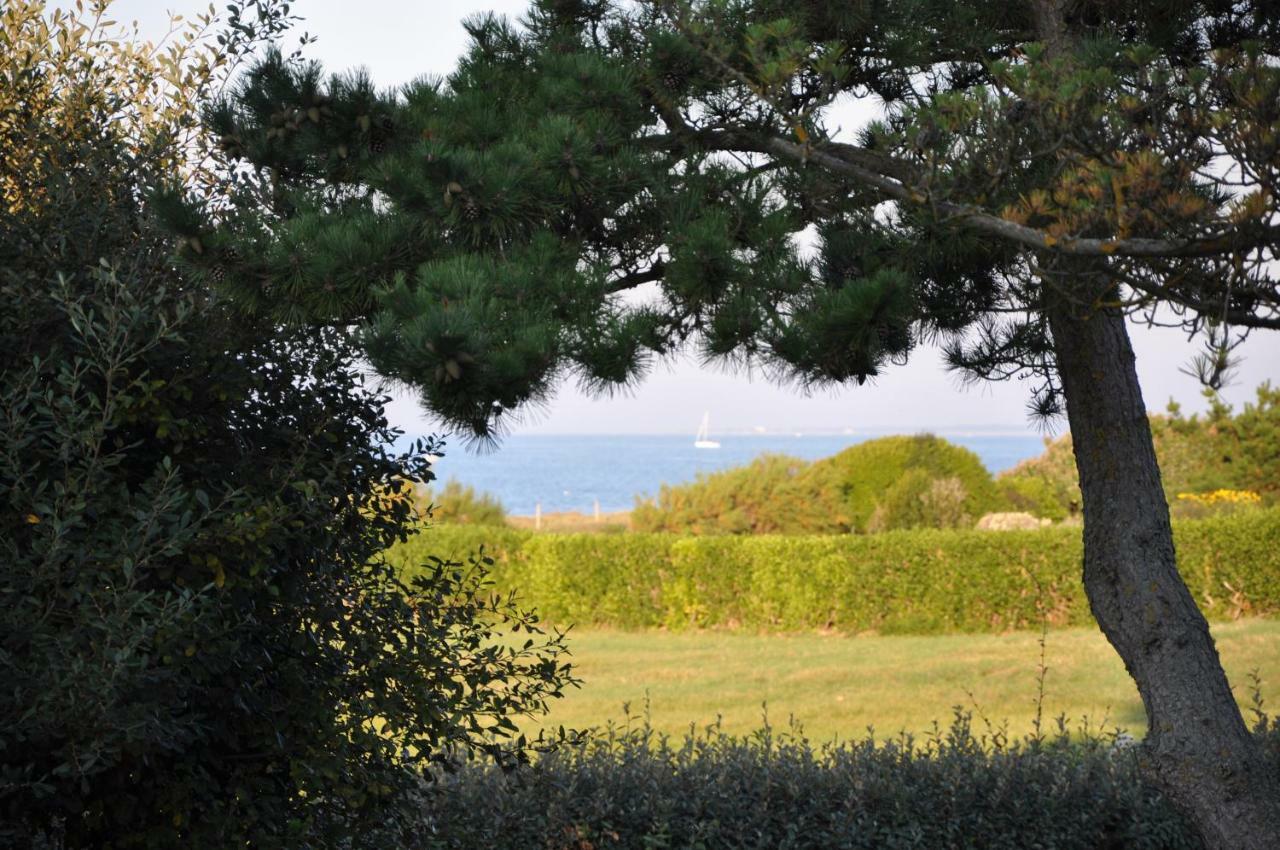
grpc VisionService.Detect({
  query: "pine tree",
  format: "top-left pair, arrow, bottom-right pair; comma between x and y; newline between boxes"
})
175,1 -> 1280,844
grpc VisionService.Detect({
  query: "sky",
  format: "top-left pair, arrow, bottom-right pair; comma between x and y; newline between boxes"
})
114,0 -> 1280,436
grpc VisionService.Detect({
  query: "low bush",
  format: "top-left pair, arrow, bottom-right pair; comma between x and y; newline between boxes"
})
997,473 -> 1075,521
633,453 -> 807,534
387,508 -> 1280,633
417,707 -> 1280,849
413,478 -> 508,525
867,471 -> 973,532
783,434 -> 1007,533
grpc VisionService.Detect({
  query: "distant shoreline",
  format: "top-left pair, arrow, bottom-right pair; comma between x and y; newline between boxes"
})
412,432 -> 1050,516
453,427 -> 1049,439
508,510 -> 632,532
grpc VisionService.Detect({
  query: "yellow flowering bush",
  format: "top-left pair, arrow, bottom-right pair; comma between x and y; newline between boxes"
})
1177,489 -> 1264,506
1173,489 -> 1263,519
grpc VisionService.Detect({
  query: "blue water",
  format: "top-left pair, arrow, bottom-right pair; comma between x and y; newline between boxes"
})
412,432 -> 1048,515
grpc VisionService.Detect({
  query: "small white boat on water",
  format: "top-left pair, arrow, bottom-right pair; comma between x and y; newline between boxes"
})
694,411 -> 721,449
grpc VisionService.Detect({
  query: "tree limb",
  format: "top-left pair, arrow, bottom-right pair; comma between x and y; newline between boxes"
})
651,120 -> 1280,261
606,261 -> 666,293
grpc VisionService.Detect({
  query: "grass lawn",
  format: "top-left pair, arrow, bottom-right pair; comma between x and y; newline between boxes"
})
526,619 -> 1280,743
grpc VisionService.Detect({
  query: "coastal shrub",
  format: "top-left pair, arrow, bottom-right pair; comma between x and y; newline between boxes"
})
415,710 -> 1268,849
997,473 -> 1074,521
785,434 -> 1007,533
389,508 -> 1280,633
632,453 -> 808,534
866,472 -> 973,532
413,478 -> 508,525
633,435 -> 1008,535
1000,385 -> 1280,519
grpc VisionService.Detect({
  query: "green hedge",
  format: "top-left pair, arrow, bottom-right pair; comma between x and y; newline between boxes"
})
385,509 -> 1280,634
419,713 -> 1263,850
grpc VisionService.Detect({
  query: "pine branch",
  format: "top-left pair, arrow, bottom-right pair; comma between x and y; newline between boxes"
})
606,261 -> 667,293
649,117 -> 1280,265
756,135 -> 1280,261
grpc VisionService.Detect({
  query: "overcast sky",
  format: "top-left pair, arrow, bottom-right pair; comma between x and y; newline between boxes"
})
115,0 -> 1280,435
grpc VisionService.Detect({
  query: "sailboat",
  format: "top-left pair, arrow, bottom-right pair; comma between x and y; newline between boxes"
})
694,411 -> 721,449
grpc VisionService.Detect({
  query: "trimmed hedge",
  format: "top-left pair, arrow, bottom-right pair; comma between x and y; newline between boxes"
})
386,508 -> 1280,634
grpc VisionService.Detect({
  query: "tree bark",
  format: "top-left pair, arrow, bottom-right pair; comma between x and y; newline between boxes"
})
1044,280 -> 1280,849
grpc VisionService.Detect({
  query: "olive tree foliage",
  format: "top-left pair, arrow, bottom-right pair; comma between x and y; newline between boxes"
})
0,4 -> 573,848
175,0 -> 1280,846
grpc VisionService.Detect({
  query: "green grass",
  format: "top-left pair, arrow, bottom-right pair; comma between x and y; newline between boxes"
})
528,619 -> 1280,743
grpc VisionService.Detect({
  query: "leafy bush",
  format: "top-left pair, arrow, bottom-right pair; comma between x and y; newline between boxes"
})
633,435 -> 1007,535
997,472 -> 1075,521
389,508 -> 1280,633
1172,489 -> 1266,521
415,708 -> 1279,849
786,434 -> 1008,533
867,472 -> 973,532
0,6 -> 571,847
414,477 -> 508,525
632,453 -> 807,534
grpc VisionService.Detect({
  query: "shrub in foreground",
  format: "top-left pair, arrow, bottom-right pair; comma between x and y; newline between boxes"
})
415,708 -> 1280,849
0,6 -> 572,847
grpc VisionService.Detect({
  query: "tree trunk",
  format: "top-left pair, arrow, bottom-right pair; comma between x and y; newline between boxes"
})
1044,285 -> 1280,849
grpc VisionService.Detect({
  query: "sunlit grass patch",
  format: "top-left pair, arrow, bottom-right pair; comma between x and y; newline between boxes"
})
526,619 -> 1280,743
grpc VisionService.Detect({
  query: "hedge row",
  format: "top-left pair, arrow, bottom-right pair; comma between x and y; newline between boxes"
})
418,712 -> 1271,849
385,508 -> 1280,634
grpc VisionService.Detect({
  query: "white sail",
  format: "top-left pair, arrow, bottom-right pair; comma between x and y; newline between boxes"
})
694,411 -> 720,449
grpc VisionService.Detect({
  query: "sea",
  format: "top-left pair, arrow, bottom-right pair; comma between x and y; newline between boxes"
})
411,431 -> 1050,516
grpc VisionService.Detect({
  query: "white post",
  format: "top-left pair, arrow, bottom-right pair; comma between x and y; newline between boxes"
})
593,498 -> 601,523
535,501 -> 541,531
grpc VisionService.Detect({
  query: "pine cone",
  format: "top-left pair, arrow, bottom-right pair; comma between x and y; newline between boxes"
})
662,58 -> 692,92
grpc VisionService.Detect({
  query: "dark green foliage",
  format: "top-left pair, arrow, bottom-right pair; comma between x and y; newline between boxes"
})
178,1 -> 1280,441
414,710 -> 1273,849
633,435 -> 1007,535
0,221 -> 572,850
0,11 -> 572,847
389,508 -> 1280,634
